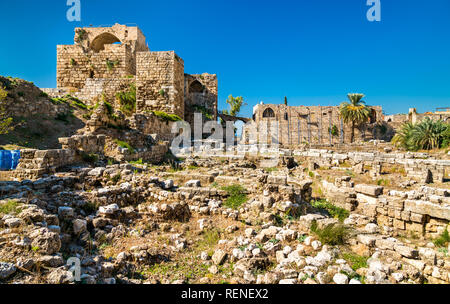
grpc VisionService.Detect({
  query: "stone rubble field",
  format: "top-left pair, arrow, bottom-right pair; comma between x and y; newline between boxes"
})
0,153 -> 449,285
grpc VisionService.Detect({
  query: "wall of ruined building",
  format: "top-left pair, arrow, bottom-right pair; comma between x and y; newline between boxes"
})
322,180 -> 449,238
74,24 -> 148,53
293,149 -> 449,183
386,108 -> 450,128
12,149 -> 77,180
56,43 -> 135,90
184,74 -> 218,126
136,51 -> 185,118
243,104 -> 384,146
129,113 -> 177,142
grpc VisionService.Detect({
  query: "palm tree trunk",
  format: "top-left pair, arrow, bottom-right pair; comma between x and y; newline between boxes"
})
351,121 -> 355,143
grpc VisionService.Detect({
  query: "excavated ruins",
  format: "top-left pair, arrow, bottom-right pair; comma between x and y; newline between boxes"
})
0,24 -> 449,285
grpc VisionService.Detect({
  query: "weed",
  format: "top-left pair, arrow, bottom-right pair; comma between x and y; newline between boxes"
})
0,200 -> 19,215
433,227 -> 450,248
81,152 -> 98,164
151,110 -> 182,122
221,185 -> 248,210
114,139 -> 135,154
342,253 -> 369,271
116,83 -> 136,116
310,220 -> 348,245
311,199 -> 350,222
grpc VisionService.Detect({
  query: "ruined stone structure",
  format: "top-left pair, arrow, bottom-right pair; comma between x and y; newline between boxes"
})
45,24 -> 218,125
385,108 -> 450,126
242,103 -> 384,147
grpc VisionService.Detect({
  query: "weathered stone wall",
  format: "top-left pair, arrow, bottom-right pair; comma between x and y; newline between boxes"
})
243,104 -> 384,146
136,51 -> 185,118
184,74 -> 218,126
322,180 -> 449,238
12,149 -> 77,180
58,134 -> 106,153
56,43 -> 134,90
129,114 -> 177,142
294,149 -> 449,183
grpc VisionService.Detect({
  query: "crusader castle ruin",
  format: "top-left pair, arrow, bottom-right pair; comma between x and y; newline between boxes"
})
43,23 -> 218,127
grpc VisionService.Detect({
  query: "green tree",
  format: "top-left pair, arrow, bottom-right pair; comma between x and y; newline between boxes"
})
0,87 -> 13,135
392,118 -> 449,151
223,95 -> 247,117
339,93 -> 371,143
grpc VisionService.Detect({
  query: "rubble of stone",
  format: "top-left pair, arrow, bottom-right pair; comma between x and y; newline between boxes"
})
0,149 -> 448,284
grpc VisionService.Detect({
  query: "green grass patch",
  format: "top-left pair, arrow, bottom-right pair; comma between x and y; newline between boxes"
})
0,200 -> 20,215
114,139 -> 135,154
311,199 -> 350,222
433,227 -> 450,248
151,110 -> 182,122
221,184 -> 248,210
310,220 -> 348,245
264,167 -> 278,173
116,83 -> 136,116
197,229 -> 221,253
342,253 -> 369,271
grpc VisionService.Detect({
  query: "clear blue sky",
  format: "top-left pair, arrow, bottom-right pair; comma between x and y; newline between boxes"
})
0,0 -> 449,116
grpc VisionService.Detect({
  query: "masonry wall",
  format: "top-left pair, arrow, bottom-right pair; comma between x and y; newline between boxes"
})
294,149 -> 449,183
136,51 -> 185,118
244,104 -> 384,146
184,74 -> 218,126
56,43 -> 134,90
322,180 -> 449,238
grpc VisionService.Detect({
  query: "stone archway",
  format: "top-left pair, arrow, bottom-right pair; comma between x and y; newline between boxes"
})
90,33 -> 121,52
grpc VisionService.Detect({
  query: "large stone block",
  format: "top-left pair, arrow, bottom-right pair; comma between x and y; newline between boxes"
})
355,184 -> 384,197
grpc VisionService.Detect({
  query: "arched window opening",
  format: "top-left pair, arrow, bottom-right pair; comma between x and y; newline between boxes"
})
284,113 -> 289,120
370,109 -> 377,124
189,80 -> 204,94
90,33 -> 122,53
263,108 -> 275,118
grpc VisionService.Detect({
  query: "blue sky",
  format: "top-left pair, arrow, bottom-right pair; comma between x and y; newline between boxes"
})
0,0 -> 449,116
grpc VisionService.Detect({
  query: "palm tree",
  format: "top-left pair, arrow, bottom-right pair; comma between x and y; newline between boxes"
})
392,122 -> 416,150
339,93 -> 371,143
409,118 -> 447,150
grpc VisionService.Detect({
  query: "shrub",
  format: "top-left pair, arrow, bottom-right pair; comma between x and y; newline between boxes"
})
75,29 -> 87,43
106,59 -> 120,71
311,199 -> 350,222
329,125 -> 339,137
81,152 -> 98,164
116,83 -> 136,116
0,200 -> 19,215
433,227 -> 450,248
151,110 -> 182,122
110,174 -> 121,184
192,105 -> 214,120
221,185 -> 248,210
310,220 -> 348,245
0,86 -> 13,135
114,139 -> 135,154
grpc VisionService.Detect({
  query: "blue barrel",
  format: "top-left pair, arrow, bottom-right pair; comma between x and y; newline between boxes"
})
0,150 -> 12,170
11,150 -> 20,170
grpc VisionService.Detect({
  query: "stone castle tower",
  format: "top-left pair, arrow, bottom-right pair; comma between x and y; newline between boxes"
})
49,23 -> 217,125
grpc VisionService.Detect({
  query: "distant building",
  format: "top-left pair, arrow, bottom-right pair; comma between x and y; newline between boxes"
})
242,102 -> 384,146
